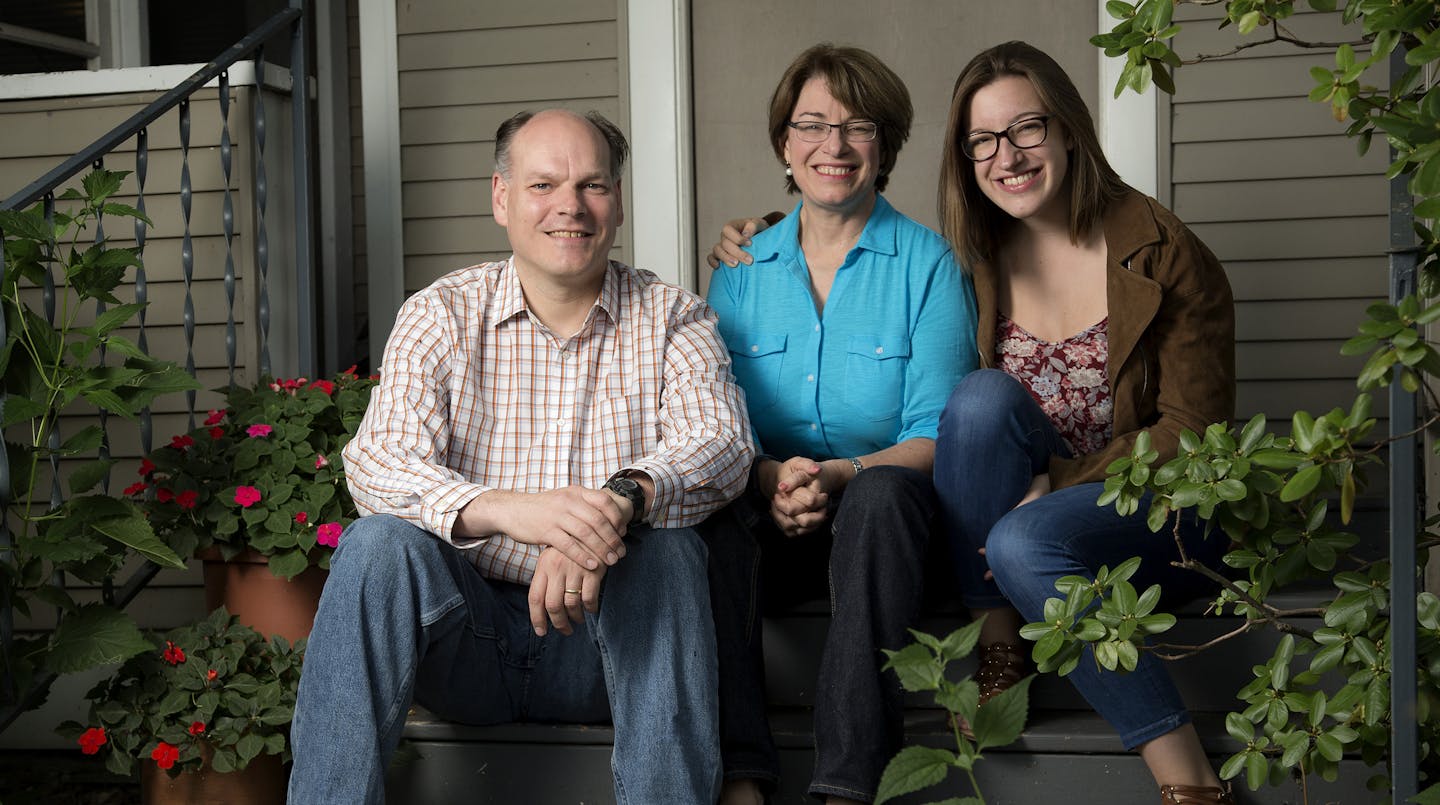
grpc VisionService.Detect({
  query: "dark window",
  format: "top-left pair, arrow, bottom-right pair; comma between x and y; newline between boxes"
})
0,0 -> 87,74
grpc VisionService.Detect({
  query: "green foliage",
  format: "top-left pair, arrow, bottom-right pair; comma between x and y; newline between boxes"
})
134,369 -> 376,579
1086,8 -> 1440,799
874,620 -> 1032,804
57,608 -> 304,777
1,169 -> 199,692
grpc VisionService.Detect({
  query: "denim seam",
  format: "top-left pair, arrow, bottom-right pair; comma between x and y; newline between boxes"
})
417,592 -> 465,628
1118,709 -> 1191,751
809,780 -> 873,800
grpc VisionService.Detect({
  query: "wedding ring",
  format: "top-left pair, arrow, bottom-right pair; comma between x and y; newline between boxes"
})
564,588 -> 582,596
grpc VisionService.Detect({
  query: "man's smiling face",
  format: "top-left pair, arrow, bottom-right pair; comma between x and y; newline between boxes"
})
492,110 -> 623,287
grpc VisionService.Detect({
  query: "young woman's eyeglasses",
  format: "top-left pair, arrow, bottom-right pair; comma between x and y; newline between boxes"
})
787,120 -> 879,143
962,116 -> 1051,162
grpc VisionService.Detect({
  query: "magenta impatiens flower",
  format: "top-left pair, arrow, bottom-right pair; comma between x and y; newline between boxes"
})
204,409 -> 225,426
176,490 -> 198,510
234,486 -> 262,507
246,423 -> 273,438
162,641 -> 186,665
122,481 -> 147,497
188,721 -> 205,736
294,511 -> 309,525
310,379 -> 336,395
170,434 -> 194,450
314,453 -> 329,469
316,522 -> 343,547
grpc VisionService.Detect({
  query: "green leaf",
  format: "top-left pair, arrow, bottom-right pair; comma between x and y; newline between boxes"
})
68,458 -> 117,495
1280,465 -> 1322,502
43,604 -> 151,673
882,643 -> 942,692
972,674 -> 1033,750
874,745 -> 956,805
89,302 -> 146,336
266,549 -> 309,581
91,511 -> 186,568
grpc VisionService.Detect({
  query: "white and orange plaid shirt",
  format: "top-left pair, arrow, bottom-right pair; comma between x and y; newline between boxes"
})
342,258 -> 754,583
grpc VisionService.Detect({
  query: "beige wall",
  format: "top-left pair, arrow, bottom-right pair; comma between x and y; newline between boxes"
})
393,0 -> 629,295
1165,6 -> 1389,436
691,1 -> 1098,294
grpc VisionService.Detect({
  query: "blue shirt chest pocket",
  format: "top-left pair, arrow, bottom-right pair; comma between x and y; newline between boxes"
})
844,334 -> 910,421
729,333 -> 787,412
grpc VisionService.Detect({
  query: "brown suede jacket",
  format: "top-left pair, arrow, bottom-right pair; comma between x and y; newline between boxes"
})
970,189 -> 1236,490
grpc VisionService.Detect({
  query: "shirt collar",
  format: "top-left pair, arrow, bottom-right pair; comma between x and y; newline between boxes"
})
488,256 -> 619,330
754,193 -> 899,261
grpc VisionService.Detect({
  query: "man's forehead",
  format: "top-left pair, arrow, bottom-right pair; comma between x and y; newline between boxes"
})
508,114 -> 610,172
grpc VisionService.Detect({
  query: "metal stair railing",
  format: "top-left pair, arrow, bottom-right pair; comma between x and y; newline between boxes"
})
0,0 -> 316,731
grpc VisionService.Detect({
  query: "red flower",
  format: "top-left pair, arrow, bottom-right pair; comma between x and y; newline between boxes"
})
78,727 -> 107,755
310,379 -> 336,395
138,459 -> 156,477
341,364 -> 358,377
170,434 -> 194,450
151,741 -> 180,770
176,490 -> 198,510
204,409 -> 225,426
316,522 -> 343,548
155,488 -> 174,504
294,511 -> 309,525
188,721 -> 205,736
247,423 -> 273,438
234,486 -> 262,508
209,426 -> 225,440
314,454 -> 330,469
206,669 -> 218,682
122,481 -> 147,497
162,641 -> 186,665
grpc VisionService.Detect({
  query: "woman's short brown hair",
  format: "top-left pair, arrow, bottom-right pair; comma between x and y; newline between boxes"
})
939,41 -> 1128,267
768,43 -> 913,194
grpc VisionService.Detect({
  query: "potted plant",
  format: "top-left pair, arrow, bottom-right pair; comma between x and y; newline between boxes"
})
131,367 -> 376,639
58,607 -> 304,803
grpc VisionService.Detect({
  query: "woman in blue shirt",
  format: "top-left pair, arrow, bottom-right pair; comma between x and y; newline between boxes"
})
703,43 -> 977,805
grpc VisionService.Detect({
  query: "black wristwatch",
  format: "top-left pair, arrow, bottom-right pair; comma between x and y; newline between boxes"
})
603,475 -> 646,526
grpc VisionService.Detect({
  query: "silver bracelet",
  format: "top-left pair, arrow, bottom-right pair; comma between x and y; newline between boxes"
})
848,457 -> 864,475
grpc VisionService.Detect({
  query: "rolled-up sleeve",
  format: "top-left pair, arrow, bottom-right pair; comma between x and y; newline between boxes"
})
624,294 -> 753,526
341,292 -> 493,545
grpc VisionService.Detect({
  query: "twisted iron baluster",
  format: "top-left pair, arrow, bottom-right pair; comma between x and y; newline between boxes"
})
0,216 -> 11,707
93,158 -> 115,606
255,45 -> 271,378
220,72 -> 238,386
134,128 -> 151,456
180,100 -> 196,429
42,196 -> 60,512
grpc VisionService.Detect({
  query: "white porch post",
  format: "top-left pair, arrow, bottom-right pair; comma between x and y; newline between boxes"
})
1095,0 -> 1158,197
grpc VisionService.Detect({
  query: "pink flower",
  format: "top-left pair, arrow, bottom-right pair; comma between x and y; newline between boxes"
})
234,486 -> 262,508
176,490 -> 198,510
204,409 -> 225,426
310,379 -> 336,395
209,426 -> 225,440
188,721 -> 205,736
314,453 -> 330,469
122,481 -> 147,497
155,488 -> 174,504
138,459 -> 156,477
316,522 -> 343,548
206,669 -> 218,683
247,423 -> 273,438
78,727 -> 107,755
151,741 -> 179,770
170,434 -> 194,450
163,641 -> 186,665
294,511 -> 309,525
341,364 -> 358,378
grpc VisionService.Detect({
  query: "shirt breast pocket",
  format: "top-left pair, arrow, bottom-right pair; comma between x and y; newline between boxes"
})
844,334 -> 910,421
728,333 -> 787,412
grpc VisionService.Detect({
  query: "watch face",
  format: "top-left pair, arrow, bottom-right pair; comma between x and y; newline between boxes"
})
606,477 -> 644,525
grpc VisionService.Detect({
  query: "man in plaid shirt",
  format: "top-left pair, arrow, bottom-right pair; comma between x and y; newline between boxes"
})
289,109 -> 754,804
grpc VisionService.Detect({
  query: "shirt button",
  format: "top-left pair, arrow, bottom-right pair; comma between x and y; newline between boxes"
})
813,324 -> 820,332
810,423 -> 818,430
750,344 -> 760,352
874,346 -> 884,355
806,374 -> 815,382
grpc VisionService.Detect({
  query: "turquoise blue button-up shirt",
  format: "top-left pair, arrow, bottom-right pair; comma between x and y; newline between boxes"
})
706,194 -> 978,461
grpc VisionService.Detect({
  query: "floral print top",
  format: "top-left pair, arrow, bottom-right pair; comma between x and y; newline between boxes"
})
996,313 -> 1114,456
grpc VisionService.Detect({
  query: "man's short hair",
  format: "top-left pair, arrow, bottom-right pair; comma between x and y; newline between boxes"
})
494,110 -> 630,180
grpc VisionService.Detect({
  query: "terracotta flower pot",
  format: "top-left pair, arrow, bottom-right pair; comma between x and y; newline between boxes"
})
199,547 -> 327,642
141,750 -> 288,805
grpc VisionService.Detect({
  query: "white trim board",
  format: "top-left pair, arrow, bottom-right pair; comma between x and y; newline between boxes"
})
358,0 -> 405,360
0,61 -> 292,101
1095,0 -> 1159,197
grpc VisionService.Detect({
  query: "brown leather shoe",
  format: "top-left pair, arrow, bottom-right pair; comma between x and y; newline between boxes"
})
1159,783 -> 1235,804
974,641 -> 1027,705
951,642 -> 1029,738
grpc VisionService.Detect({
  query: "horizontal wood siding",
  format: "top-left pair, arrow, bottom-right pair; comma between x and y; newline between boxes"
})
394,1 -> 626,295
1166,8 -> 1390,447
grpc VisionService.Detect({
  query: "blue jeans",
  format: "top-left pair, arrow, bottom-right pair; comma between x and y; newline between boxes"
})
701,465 -> 934,802
934,369 -> 1225,749
287,514 -> 722,804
